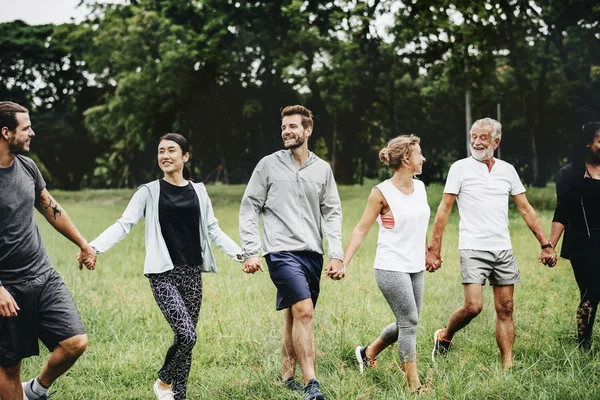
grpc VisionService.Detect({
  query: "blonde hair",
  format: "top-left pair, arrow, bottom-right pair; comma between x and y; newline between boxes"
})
379,134 -> 420,170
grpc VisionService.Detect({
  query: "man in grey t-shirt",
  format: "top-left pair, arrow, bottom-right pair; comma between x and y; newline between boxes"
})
0,101 -> 96,400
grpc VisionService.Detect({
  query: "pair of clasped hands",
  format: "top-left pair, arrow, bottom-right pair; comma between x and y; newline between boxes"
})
242,256 -> 347,280
76,243 -> 97,271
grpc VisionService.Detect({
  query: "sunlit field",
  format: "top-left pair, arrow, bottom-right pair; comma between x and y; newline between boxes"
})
21,182 -> 600,399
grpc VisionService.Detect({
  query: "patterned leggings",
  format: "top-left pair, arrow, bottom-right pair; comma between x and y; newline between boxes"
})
149,264 -> 203,400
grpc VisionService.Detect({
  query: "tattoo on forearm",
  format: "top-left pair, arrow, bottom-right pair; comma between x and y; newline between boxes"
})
39,193 -> 62,220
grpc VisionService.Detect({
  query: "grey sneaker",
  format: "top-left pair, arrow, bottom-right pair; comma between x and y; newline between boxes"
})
432,328 -> 452,361
280,376 -> 303,393
304,379 -> 325,400
22,379 -> 54,399
355,346 -> 377,373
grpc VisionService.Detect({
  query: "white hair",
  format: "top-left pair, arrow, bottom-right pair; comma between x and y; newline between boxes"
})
471,118 -> 502,141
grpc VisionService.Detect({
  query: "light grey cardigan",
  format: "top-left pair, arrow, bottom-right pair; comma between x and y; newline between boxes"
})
90,180 -> 241,274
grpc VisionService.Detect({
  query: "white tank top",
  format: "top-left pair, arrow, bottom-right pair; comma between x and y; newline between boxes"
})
373,179 -> 430,273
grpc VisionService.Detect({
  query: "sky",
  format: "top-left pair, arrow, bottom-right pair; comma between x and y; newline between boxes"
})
1,0 -> 395,36
0,0 -> 89,24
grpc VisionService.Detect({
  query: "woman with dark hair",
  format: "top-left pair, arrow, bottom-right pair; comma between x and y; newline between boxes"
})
87,133 -> 243,399
550,121 -> 600,350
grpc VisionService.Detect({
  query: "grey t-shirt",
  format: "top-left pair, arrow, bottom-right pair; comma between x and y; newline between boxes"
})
0,155 -> 52,285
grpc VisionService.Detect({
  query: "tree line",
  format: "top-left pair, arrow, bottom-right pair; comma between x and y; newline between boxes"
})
1,0 -> 599,189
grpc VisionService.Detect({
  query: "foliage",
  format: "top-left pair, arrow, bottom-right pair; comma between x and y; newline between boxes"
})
1,1 -> 600,188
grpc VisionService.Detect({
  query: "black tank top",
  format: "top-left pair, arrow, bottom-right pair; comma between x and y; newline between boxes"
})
158,179 -> 202,266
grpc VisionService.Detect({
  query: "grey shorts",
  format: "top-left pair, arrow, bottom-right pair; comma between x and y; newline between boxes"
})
0,268 -> 86,367
459,249 -> 520,286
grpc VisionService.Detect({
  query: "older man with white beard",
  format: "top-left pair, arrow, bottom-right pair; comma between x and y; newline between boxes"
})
426,118 -> 556,368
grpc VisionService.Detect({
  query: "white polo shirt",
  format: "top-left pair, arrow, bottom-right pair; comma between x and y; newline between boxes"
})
444,157 -> 526,250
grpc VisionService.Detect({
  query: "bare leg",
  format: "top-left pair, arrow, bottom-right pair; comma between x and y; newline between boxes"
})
493,285 -> 514,368
401,362 -> 426,392
281,307 -> 298,380
0,362 -> 22,400
443,284 -> 484,340
365,336 -> 387,359
38,334 -> 88,388
290,298 -> 316,385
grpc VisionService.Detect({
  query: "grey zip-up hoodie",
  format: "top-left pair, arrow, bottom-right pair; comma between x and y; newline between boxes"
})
90,180 -> 241,275
239,150 -> 343,261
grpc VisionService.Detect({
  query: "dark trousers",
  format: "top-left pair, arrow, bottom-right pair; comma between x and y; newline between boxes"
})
570,240 -> 600,349
148,264 -> 203,399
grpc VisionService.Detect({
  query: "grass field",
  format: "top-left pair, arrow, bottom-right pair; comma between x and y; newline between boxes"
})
21,182 -> 600,399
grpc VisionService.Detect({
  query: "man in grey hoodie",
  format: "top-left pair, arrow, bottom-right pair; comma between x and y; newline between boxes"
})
239,105 -> 344,400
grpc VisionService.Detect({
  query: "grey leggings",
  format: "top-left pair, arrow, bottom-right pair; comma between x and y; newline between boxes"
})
375,269 -> 424,363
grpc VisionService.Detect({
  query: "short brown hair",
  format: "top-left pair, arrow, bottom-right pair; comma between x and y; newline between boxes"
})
281,105 -> 314,130
379,134 -> 421,170
0,101 -> 29,132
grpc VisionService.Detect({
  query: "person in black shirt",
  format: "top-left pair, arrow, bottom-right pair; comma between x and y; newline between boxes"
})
550,121 -> 600,350
88,133 -> 242,399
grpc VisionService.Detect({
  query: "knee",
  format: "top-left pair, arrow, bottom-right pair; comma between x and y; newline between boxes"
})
495,299 -> 514,319
291,303 -> 314,324
176,330 -> 197,350
61,334 -> 88,357
398,314 -> 419,331
464,303 -> 483,318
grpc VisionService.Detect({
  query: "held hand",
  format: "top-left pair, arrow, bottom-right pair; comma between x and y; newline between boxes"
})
242,256 -> 264,274
425,249 -> 442,273
539,247 -> 557,268
326,259 -> 346,280
76,243 -> 97,271
0,286 -> 20,317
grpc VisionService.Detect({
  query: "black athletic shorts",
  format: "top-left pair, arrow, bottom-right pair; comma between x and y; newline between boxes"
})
265,251 -> 323,310
0,268 -> 86,367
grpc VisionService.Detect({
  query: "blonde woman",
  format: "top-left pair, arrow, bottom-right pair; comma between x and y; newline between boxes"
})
343,135 -> 433,394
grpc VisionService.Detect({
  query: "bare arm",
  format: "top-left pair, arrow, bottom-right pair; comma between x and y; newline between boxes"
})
427,193 -> 456,255
37,189 -> 96,270
342,189 -> 385,269
425,193 -> 456,271
512,193 -> 551,245
549,221 -> 566,249
512,192 -> 556,266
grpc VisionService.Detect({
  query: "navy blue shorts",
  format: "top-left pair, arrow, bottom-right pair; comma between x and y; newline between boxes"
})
265,251 -> 323,310
0,268 -> 86,367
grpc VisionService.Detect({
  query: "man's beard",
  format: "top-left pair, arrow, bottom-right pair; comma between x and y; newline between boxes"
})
588,148 -> 600,165
8,139 -> 28,155
470,145 -> 494,161
283,135 -> 305,150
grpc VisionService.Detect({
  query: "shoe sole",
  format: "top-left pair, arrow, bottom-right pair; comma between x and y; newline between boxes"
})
432,329 -> 444,362
355,346 -> 364,374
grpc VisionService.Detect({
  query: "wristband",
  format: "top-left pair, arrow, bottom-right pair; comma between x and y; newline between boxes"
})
541,243 -> 553,249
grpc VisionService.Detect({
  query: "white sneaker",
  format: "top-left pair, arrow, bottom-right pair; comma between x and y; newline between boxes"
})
153,379 -> 175,400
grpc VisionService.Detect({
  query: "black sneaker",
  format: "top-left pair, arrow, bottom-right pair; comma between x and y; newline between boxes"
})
432,328 -> 452,361
304,379 -> 325,400
355,346 -> 377,373
280,376 -> 303,394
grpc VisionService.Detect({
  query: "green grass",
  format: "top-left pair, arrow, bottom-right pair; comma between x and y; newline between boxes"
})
20,182 -> 600,399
